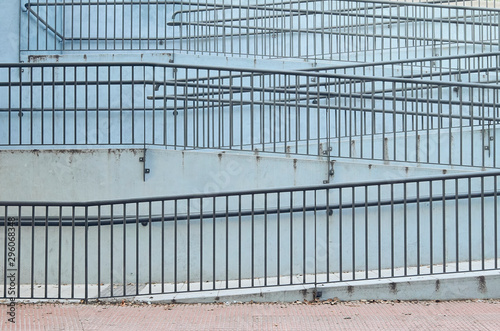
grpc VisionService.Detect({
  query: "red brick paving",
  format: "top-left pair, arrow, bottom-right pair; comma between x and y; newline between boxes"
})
2,300 -> 500,330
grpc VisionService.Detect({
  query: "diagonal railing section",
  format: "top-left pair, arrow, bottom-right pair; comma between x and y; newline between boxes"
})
1,170 -> 499,300
310,52 -> 500,84
0,62 -> 499,168
20,0 -> 500,61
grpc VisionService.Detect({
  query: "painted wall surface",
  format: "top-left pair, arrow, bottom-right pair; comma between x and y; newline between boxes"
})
0,147 -> 478,202
0,0 -> 20,63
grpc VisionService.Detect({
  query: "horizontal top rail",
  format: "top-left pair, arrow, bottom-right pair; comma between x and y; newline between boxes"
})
308,51 -> 500,72
2,61 -> 500,89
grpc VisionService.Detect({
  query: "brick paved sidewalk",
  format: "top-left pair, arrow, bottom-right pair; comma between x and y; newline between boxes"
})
2,299 -> 500,330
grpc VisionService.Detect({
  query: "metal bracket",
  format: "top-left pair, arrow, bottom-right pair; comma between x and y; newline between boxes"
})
322,145 -> 335,184
139,150 -> 150,181
323,160 -> 335,184
484,131 -> 493,157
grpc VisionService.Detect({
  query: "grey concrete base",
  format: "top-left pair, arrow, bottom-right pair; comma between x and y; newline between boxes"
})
1,270 -> 499,304
127,270 -> 500,304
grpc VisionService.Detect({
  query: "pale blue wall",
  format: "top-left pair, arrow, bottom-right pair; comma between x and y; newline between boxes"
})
0,0 -> 20,63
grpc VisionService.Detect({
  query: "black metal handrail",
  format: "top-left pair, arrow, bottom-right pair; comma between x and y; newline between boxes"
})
1,168 -> 499,300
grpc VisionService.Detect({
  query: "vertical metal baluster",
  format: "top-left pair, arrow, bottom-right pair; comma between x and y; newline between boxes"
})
87,0 -> 91,50
84,206 -> 89,302
240,71 -> 243,151
134,202 -> 138,295
313,190 -> 317,285
161,200 -> 165,294
251,194 -> 255,287
187,198 -> 190,291
184,68 -> 188,149
403,182 -> 407,276
30,206 -> 35,298
119,66 -> 123,144
35,0 -> 40,50
212,196 -> 216,291
41,67 -> 44,145
289,191 -> 293,284
200,198 -> 203,290
97,205 -> 101,298
3,206 -> 8,299
430,181 -> 433,275
302,190 -> 306,284
195,69 -> 199,148
276,192 -> 281,285
352,187 -> 356,280
51,64 -> 55,145
70,205 -> 75,298
85,66 -> 88,145
264,193 -> 268,287
7,68 -> 11,146
364,185 -> 368,280
481,176 -> 485,270
326,188 -> 330,283
152,66 -> 156,145
495,175 -> 498,270
148,201 -> 152,294
174,199 -> 178,292
238,194 -> 242,288
122,204 -> 126,296
137,0 -> 141,49
74,66 -> 77,144
470,87 -> 474,167
163,67 -> 167,146
23,65 -> 28,145
110,204 -> 114,297
339,187 -> 342,281
455,178 -> 459,273
79,0 -> 83,50
225,196 -> 229,289
416,181 -> 421,276
442,179 -> 446,274
250,71 -> 254,151
17,206 -> 22,300
377,185 -> 381,278
468,177 -> 472,271
44,206 -> 48,299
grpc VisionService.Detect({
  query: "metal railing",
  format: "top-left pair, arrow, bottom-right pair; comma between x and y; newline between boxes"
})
1,62 -> 499,168
20,0 -> 500,61
310,51 -> 500,84
1,170 -> 499,300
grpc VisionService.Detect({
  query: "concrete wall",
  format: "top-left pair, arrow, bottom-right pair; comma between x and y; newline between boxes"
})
0,147 -> 478,202
0,0 -> 20,63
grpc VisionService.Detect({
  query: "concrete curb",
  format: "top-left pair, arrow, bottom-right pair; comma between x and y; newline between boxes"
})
125,270 -> 500,304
